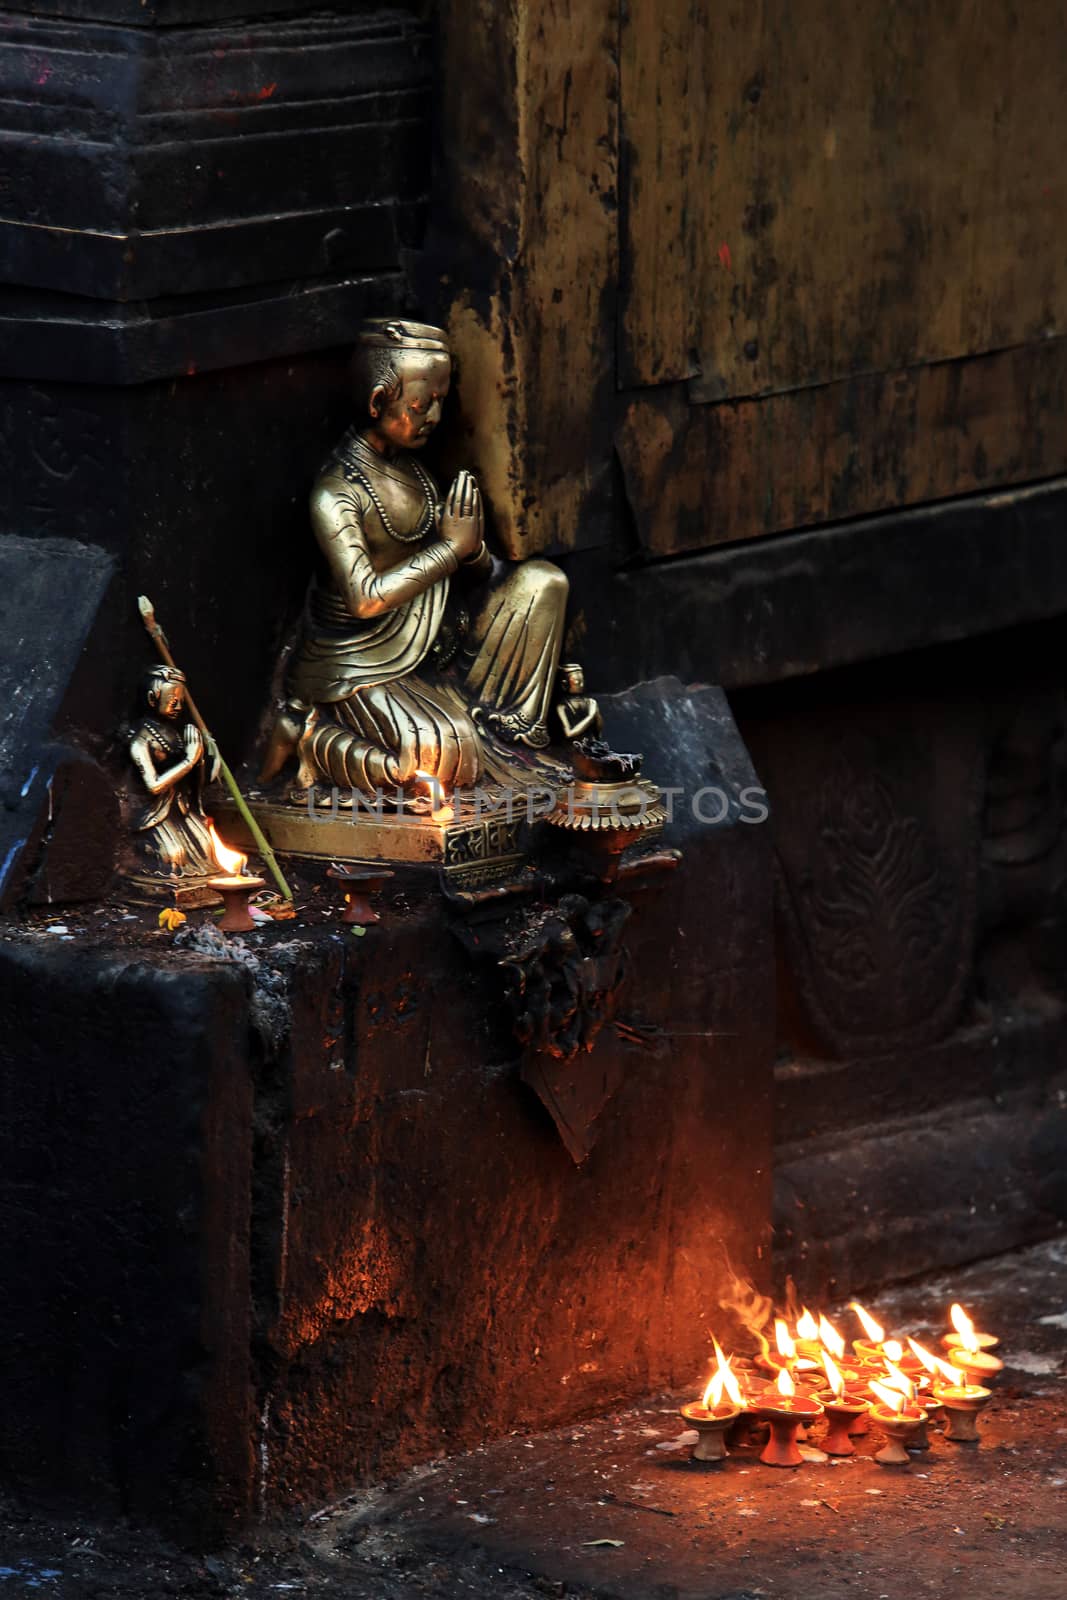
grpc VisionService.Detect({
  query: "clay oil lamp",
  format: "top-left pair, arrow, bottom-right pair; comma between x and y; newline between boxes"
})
949,1347 -> 1003,1387
679,1343 -> 744,1464
942,1301 -> 1000,1356
868,1377 -> 926,1465
907,1338 -> 954,1443
206,824 -> 266,934
927,1350 -> 993,1442
816,1351 -> 869,1457
755,1367 -> 824,1468
326,864 -> 395,926
875,1350 -> 941,1448
943,1305 -> 1004,1386
723,1364 -> 770,1450
907,1393 -> 942,1449
816,1314 -> 870,1428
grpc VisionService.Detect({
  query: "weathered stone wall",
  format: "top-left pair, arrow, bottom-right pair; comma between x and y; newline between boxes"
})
0,684 -> 775,1530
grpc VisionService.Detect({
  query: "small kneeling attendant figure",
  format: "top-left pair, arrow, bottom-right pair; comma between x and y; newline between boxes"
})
128,665 -> 218,889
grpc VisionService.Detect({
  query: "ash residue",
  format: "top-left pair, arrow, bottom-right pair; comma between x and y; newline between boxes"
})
174,922 -> 293,1051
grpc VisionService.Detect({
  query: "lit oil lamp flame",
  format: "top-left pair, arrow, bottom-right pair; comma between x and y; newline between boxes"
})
950,1302 -> 980,1354
882,1339 -> 904,1362
207,821 -> 247,877
774,1318 -> 796,1361
908,1337 -> 938,1373
795,1307 -> 819,1341
869,1379 -> 906,1414
932,1350 -> 970,1385
702,1370 -> 724,1409
723,1365 -> 744,1408
415,768 -> 453,822
818,1313 -> 845,1360
776,1366 -> 796,1398
822,1350 -> 845,1398
850,1301 -> 885,1343
701,1339 -> 743,1410
883,1360 -> 916,1402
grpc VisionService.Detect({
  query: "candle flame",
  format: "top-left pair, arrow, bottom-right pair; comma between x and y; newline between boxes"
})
774,1318 -> 796,1360
821,1350 -> 845,1398
795,1307 -> 819,1341
776,1366 -> 796,1398
950,1303 -> 980,1353
818,1313 -> 846,1360
869,1379 -> 905,1414
850,1301 -> 885,1343
207,821 -> 247,876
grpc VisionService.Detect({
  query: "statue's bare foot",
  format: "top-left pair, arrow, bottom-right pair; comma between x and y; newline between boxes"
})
472,704 -> 551,749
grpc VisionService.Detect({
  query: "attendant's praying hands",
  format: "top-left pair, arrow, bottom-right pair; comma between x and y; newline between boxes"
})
439,469 -> 484,562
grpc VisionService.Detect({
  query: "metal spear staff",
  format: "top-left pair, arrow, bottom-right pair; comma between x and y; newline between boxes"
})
137,595 -> 293,902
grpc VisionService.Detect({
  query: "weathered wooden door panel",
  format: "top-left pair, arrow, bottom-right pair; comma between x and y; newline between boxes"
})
620,0 -> 1066,401
617,336 -> 1067,555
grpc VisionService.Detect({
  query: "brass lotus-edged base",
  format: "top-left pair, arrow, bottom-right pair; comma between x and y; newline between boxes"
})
219,772 -> 669,890
544,777 -> 666,837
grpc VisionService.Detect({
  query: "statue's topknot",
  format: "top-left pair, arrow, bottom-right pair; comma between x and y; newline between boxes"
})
350,319 -> 451,414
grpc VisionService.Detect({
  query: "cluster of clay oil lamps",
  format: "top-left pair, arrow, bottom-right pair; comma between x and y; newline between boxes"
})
682,1300 -> 1001,1469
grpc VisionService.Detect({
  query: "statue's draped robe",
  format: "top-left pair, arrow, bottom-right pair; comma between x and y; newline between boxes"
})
288,430 -> 569,793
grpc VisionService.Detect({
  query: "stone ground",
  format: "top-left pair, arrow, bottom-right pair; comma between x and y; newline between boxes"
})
2,1238 -> 1066,1600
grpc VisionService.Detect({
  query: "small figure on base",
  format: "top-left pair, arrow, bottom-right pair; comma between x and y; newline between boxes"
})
125,666 -> 220,903
554,662 -> 602,744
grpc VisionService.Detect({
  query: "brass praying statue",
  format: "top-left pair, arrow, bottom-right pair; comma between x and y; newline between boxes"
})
260,317 -> 576,799
127,665 -> 219,891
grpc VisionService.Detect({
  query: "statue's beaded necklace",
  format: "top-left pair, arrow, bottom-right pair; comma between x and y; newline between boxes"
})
143,716 -> 184,756
341,434 -> 438,545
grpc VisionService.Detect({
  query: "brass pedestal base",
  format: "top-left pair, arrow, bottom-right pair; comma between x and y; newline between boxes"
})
123,872 -> 222,909
216,789 -> 535,889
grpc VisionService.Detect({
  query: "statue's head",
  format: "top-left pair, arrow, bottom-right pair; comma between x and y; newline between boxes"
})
145,664 -> 186,719
559,662 -> 585,695
351,319 -> 452,452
